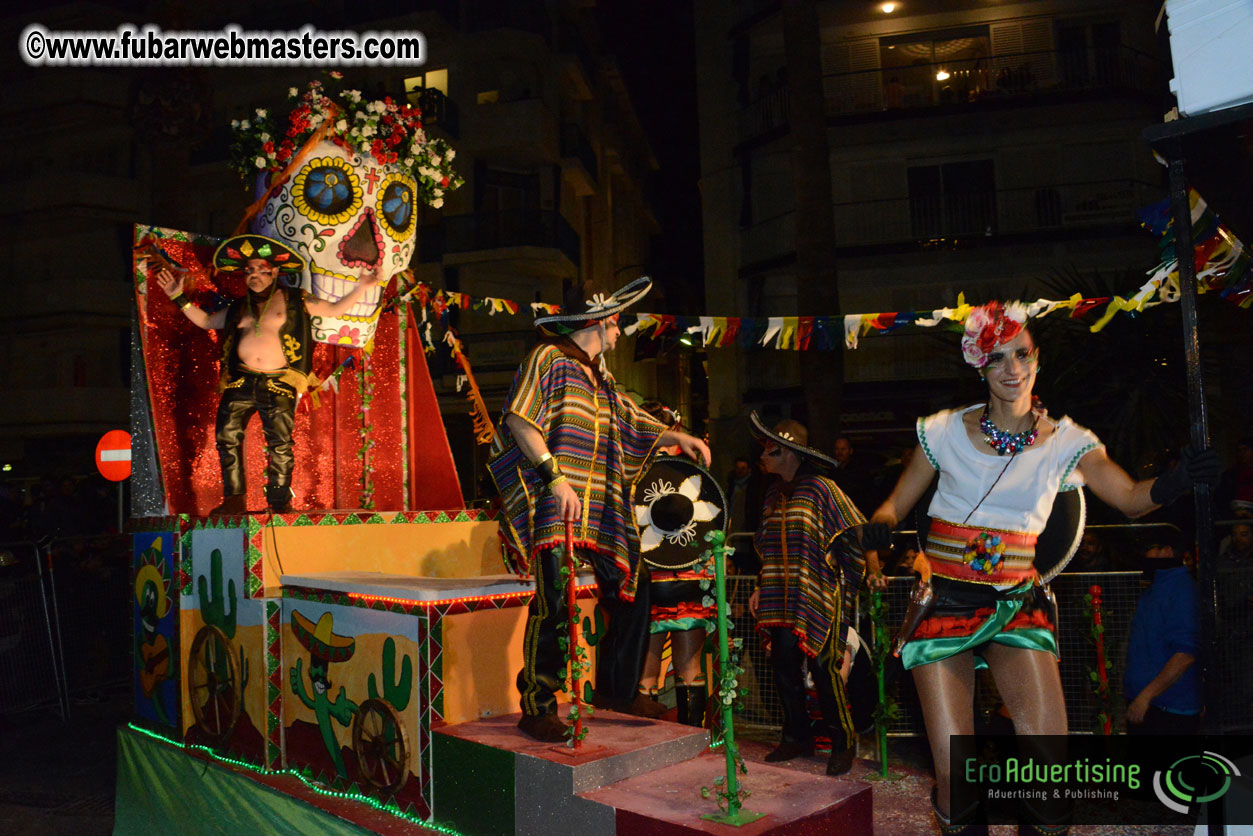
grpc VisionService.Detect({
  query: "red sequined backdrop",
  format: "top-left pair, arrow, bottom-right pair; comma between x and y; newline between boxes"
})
133,226 -> 463,515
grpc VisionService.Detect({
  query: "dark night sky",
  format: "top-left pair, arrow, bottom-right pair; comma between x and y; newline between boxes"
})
598,0 -> 704,314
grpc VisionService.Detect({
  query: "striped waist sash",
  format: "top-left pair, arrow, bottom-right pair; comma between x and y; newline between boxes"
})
926,518 -> 1038,585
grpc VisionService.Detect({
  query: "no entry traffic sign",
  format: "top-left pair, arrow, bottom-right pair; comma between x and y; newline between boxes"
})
96,430 -> 132,481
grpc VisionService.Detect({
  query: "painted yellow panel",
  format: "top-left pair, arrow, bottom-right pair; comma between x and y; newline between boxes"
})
259,519 -> 505,596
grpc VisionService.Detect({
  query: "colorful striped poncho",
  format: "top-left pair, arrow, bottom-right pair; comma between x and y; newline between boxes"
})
753,474 -> 867,658
487,343 -> 665,597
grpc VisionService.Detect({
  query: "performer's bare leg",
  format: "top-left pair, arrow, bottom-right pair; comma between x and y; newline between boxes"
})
639,633 -> 667,692
984,643 -> 1069,829
671,629 -> 705,683
982,643 -> 1066,735
911,652 -> 976,816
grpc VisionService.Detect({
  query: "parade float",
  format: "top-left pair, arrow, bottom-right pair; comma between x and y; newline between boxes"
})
117,78 -> 871,836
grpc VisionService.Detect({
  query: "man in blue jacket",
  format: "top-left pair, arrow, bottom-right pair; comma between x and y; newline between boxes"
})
1124,538 -> 1202,735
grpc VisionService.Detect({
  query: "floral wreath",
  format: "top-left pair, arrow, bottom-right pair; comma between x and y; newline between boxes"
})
960,301 -> 1028,369
229,73 -> 463,209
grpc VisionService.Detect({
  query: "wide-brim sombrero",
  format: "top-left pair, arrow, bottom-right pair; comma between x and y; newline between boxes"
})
749,410 -> 839,471
633,456 -> 727,570
291,610 -> 356,663
535,276 -> 652,336
213,234 -> 305,276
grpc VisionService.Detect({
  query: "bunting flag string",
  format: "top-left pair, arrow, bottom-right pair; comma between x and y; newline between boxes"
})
384,190 -> 1246,351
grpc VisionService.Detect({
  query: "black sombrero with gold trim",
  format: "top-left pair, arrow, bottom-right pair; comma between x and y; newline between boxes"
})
213,234 -> 306,277
749,410 -> 838,471
535,276 -> 652,337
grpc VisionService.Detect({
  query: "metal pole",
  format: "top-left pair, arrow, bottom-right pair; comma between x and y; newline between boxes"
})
1166,154 -> 1220,740
37,542 -> 71,720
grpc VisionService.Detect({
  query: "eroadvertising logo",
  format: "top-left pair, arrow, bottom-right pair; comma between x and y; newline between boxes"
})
1152,751 -> 1240,814
950,735 -> 1252,826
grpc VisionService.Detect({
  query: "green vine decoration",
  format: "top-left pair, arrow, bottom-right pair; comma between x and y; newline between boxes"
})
697,530 -> 761,825
357,354 -> 376,509
866,582 -> 902,780
553,546 -> 593,746
1081,585 -> 1114,734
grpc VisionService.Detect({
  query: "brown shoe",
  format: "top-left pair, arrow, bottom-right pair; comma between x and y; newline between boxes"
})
210,495 -> 247,516
826,747 -> 854,776
625,692 -> 668,718
764,740 -> 814,762
517,712 -> 568,742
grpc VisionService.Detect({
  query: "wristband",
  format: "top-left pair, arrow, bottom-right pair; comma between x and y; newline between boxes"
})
170,292 -> 192,310
546,474 -> 568,492
534,453 -> 563,485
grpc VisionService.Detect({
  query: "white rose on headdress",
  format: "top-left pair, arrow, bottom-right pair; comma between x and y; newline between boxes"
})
1004,301 -> 1028,324
432,197 -> 444,209
961,335 -> 987,368
254,156 -> 267,169
288,87 -> 299,98
586,292 -> 613,311
964,305 -> 991,338
446,148 -> 456,161
256,108 -> 267,119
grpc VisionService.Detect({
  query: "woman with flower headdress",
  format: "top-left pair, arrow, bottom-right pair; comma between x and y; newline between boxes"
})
747,413 -> 867,777
863,300 -> 1218,835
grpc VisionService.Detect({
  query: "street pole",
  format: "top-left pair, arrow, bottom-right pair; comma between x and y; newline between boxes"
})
1166,152 -> 1220,739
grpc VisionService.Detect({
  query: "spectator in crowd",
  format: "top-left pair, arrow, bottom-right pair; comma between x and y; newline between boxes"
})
1070,531 -> 1112,573
831,434 -> 875,515
1219,513 -> 1253,567
1217,437 -> 1253,516
726,456 -> 754,533
1125,538 -> 1202,735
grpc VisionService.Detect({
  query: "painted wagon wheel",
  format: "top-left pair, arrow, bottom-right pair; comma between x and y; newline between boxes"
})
352,697 -> 410,794
188,624 -> 242,746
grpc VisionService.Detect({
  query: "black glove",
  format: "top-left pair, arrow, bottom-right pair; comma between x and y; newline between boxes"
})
1149,444 -> 1221,506
862,522 -> 893,552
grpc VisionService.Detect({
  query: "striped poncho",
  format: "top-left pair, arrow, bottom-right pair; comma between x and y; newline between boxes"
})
487,343 -> 666,596
753,474 -> 867,658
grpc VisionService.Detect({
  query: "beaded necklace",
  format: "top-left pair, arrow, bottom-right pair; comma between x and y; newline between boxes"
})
979,406 -> 1039,456
249,287 -> 279,336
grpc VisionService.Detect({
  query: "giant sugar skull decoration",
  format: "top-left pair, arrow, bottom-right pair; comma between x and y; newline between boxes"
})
231,77 -> 462,348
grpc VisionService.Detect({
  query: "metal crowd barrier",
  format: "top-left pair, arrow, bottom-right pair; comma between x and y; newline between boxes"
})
721,522 -> 1253,736
0,534 -> 131,720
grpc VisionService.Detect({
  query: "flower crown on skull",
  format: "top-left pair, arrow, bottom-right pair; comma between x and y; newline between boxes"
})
960,301 -> 1029,369
229,74 -> 463,209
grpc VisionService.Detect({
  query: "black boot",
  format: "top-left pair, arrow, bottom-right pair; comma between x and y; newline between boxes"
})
675,683 -> 707,727
265,484 -> 293,514
1018,798 -> 1071,836
210,494 -> 247,516
933,787 -> 988,836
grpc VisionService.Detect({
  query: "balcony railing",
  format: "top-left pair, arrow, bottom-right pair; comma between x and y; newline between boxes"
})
824,45 -> 1164,118
410,87 -> 459,139
833,180 -> 1159,247
560,122 -> 598,186
420,209 -> 580,267
738,179 -> 1159,260
737,85 -> 790,143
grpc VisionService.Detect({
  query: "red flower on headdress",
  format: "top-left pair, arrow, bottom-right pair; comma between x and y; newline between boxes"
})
961,301 -> 1028,368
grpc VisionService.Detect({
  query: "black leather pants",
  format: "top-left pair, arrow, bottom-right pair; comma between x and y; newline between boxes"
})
215,369 -> 296,498
517,547 -> 651,717
768,626 -> 854,753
